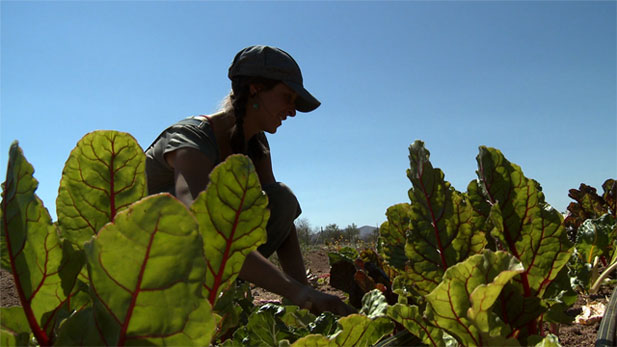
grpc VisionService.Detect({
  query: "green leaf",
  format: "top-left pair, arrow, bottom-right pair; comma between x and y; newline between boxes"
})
1,142 -> 73,346
57,130 -> 146,247
280,306 -> 317,334
424,250 -> 523,346
494,283 -> 546,343
54,307 -> 105,346
575,214 -> 615,263
529,333 -> 561,347
308,312 -> 338,336
247,305 -> 294,346
387,303 -> 445,347
331,314 -> 394,347
542,265 -> 577,324
404,141 -> 487,295
360,289 -> 389,319
378,203 -> 411,270
82,194 -> 215,345
475,146 -> 573,298
191,154 -> 268,305
1,307 -> 31,347
327,246 -> 359,265
213,280 -> 256,343
291,334 -> 332,346
293,314 -> 394,347
391,273 -> 422,303
230,304 -> 314,346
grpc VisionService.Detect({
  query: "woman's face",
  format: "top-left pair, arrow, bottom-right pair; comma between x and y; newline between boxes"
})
252,83 -> 298,133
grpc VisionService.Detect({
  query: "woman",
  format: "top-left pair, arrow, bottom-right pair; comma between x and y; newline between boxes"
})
145,45 -> 354,316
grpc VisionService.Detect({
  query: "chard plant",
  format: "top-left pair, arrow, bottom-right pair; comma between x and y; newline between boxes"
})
0,130 -> 405,346
564,179 -> 617,294
3,130 -> 605,346
374,141 -> 573,346
0,131 -> 269,345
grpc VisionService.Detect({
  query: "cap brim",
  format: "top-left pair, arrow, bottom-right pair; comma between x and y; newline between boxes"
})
283,80 -> 321,113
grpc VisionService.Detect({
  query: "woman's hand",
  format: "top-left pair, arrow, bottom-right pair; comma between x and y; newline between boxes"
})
292,285 -> 357,316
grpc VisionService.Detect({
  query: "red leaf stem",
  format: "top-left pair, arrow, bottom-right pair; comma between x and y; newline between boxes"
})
117,218 -> 159,346
1,167 -> 51,346
207,171 -> 247,305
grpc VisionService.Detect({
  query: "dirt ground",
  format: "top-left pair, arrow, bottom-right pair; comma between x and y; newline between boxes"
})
1,247 -> 613,346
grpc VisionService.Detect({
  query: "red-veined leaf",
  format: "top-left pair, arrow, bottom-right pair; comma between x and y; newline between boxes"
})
404,141 -> 487,295
378,203 -> 411,270
57,130 -> 146,247
0,142 -> 75,345
475,147 -> 573,298
72,194 -> 215,346
292,314 -> 394,347
190,154 -> 268,305
424,250 -> 523,346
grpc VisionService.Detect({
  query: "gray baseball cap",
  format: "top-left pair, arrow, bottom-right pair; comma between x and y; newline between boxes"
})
228,45 -> 321,113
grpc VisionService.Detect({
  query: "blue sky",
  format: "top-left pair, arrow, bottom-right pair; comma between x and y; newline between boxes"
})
2,1 -> 615,230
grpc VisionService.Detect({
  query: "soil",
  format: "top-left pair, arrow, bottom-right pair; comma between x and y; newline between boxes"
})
1,247 -> 613,346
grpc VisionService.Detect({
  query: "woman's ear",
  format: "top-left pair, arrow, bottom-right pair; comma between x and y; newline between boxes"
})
249,84 -> 259,97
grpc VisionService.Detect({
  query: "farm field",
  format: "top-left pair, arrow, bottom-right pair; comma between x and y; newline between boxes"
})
2,133 -> 615,346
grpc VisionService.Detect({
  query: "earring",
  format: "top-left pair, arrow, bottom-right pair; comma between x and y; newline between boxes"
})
252,103 -> 259,109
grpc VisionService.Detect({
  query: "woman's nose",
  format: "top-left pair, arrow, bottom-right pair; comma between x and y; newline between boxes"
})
288,108 -> 296,117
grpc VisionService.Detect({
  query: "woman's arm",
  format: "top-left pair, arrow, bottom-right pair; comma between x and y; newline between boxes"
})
252,133 -> 276,186
167,145 -> 355,316
166,148 -> 215,208
240,251 -> 356,316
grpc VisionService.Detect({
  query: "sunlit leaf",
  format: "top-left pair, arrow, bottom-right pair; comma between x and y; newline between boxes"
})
190,154 -> 268,305
57,130 -> 146,247
360,289 -> 388,319
424,250 -> 523,346
576,214 -> 615,263
387,303 -> 445,347
0,142 -> 74,346
475,146 -> 573,298
404,141 -> 487,295
378,203 -> 411,270
293,314 -> 393,347
79,194 -> 215,345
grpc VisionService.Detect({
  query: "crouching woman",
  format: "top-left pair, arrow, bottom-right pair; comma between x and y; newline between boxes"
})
145,45 -> 354,316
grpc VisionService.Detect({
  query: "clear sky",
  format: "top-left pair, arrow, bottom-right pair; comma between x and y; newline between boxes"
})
1,1 -> 616,231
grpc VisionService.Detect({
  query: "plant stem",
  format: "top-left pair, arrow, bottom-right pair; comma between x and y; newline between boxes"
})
590,259 -> 617,294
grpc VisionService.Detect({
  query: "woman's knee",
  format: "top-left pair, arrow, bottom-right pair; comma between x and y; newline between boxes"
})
257,182 -> 302,258
262,182 -> 302,221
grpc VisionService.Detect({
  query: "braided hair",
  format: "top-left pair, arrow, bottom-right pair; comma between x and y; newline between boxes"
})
228,76 -> 278,161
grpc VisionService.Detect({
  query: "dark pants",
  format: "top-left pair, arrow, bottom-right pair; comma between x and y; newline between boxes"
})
257,182 -> 302,258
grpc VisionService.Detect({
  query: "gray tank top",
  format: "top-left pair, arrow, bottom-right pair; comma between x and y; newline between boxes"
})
145,116 -> 220,195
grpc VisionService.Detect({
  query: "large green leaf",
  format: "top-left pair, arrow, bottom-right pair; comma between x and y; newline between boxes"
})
57,130 -> 146,247
292,314 -> 394,347
190,154 -> 268,305
0,142 -> 74,346
387,303 -> 445,347
230,304 -> 315,346
378,203 -> 411,270
404,141 -> 487,295
424,250 -> 523,346
67,194 -> 215,345
474,146 -> 573,298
